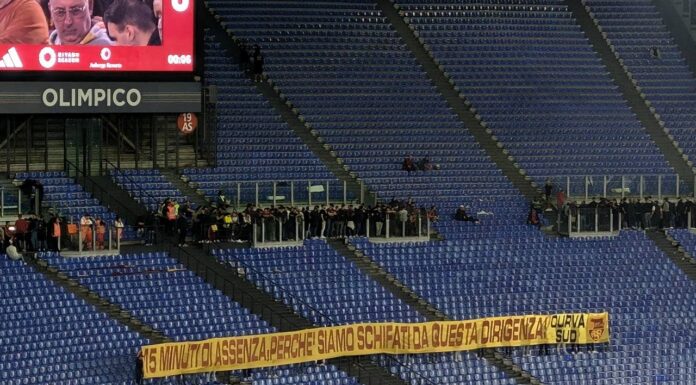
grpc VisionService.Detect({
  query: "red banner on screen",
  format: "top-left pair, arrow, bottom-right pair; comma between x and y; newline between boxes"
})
0,0 -> 193,72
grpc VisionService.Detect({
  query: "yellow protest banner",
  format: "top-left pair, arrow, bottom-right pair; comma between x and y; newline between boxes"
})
142,312 -> 609,379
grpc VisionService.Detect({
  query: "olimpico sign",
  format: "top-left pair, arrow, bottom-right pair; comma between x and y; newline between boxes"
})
0,82 -> 201,114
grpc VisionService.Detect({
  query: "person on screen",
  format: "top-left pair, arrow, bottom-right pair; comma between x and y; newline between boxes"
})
0,0 -> 49,44
48,0 -> 111,45
152,0 -> 161,41
104,0 -> 160,46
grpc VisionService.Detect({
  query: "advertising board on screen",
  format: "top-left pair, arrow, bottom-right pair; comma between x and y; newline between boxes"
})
0,0 -> 194,72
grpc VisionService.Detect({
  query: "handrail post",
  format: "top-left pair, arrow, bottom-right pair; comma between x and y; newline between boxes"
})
366,218 -> 370,238
418,215 -> 423,240
236,182 -> 241,210
658,175 -> 662,201
568,213 -> 572,235
261,220 -> 265,244
18,189 -> 21,215
343,180 -> 347,206
290,181 -> 295,207
78,224 -> 83,253
576,211 -> 581,234
325,181 -> 330,206
603,175 -> 607,198
640,176 -> 644,200
278,218 -> 282,243
360,181 -> 365,204
108,226 -> 112,251
584,176 -> 589,201
295,216 -> 299,242
566,176 -> 571,200
252,223 -> 257,247
676,174 -> 680,197
621,176 -> 625,199
427,216 -> 431,239
1,187 -> 4,217
386,218 -> 390,239
610,209 -> 613,233
308,181 -> 312,207
255,182 -> 259,208
618,213 -> 622,232
595,208 -> 598,233
272,182 -> 277,207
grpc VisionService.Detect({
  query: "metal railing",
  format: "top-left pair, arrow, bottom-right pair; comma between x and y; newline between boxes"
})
366,214 -> 430,241
101,158 -> 165,210
208,180 -> 372,210
558,207 -> 622,236
252,216 -> 305,246
544,174 -> 695,201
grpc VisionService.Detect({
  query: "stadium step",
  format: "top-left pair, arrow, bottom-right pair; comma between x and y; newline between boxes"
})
563,0 -> 695,186
173,242 -> 409,385
333,238 -> 543,385
646,229 -> 696,281
204,6 -> 376,206
160,169 -> 210,208
375,0 -> 541,203
28,254 -> 170,345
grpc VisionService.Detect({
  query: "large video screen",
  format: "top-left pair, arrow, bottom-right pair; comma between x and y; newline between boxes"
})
0,0 -> 194,72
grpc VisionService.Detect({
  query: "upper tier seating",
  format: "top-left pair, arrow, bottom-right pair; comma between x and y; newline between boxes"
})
395,0 -> 673,188
583,0 -> 696,179
183,34 -> 338,204
205,0 -> 523,215
1,256 -> 146,385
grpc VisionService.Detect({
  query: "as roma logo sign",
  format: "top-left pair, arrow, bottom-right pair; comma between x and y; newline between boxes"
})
177,113 -> 198,135
588,316 -> 606,342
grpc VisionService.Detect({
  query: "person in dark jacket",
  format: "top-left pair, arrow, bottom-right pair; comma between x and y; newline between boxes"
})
176,214 -> 188,247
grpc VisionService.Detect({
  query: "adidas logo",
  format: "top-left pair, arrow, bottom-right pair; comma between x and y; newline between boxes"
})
0,47 -> 23,68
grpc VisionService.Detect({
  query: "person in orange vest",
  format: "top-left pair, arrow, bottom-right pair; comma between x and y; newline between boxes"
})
48,215 -> 61,252
95,218 -> 106,250
80,213 -> 94,251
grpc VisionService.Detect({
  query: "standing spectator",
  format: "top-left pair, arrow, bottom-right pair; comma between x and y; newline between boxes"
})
661,198 -> 672,229
556,189 -> 566,210
544,178 -> 554,203
176,214 -> 189,247
216,190 -> 228,207
427,206 -> 439,223
48,215 -> 61,251
114,216 -> 124,242
14,214 -> 29,251
676,197 -> 686,228
80,213 -> 94,250
95,219 -> 106,250
239,41 -> 250,73
253,45 -> 264,82
527,205 -> 541,227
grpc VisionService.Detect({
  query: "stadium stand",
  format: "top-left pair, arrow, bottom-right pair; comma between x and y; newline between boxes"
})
42,251 -> 273,341
182,35 -> 338,204
582,0 -> 696,171
111,168 -> 190,212
350,228 -> 696,384
15,171 -> 115,222
38,251 -> 365,385
213,239 -> 525,384
0,256 -> 146,385
204,0 -> 524,217
394,0 -> 674,187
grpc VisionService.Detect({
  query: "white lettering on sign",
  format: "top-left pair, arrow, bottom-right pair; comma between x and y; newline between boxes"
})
42,88 -> 142,108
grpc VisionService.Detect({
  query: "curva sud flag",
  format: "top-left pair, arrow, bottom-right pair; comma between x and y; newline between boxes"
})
141,312 -> 610,379
0,0 -> 194,72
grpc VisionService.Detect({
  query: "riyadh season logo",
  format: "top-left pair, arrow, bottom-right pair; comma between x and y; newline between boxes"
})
39,47 -> 57,69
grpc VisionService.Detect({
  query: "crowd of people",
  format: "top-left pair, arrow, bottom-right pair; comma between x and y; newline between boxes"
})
0,0 -> 162,46
402,155 -> 439,174
142,195 -> 441,246
558,196 -> 696,231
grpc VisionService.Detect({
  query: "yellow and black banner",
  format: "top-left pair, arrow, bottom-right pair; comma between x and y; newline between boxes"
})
142,312 -> 609,379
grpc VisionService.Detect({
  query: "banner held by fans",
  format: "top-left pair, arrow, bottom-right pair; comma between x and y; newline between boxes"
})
142,312 -> 609,379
